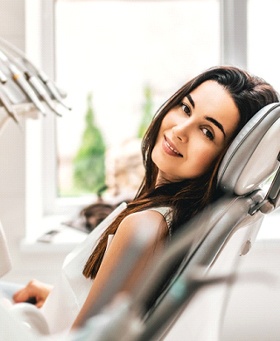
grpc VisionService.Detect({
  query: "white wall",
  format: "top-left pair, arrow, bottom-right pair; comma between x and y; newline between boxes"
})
0,0 -> 27,280
0,0 -> 68,285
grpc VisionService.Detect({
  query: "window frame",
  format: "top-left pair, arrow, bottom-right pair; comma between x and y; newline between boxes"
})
36,0 -> 247,217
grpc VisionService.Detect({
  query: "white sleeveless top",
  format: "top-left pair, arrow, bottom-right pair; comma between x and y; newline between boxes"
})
40,203 -> 172,334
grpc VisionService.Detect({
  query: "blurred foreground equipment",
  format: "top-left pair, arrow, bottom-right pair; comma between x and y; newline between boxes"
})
0,37 -> 71,130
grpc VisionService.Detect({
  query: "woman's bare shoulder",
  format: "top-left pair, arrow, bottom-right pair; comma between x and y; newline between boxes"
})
117,209 -> 169,241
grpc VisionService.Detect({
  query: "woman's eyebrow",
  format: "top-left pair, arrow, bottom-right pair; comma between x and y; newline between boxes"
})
186,94 -> 195,107
205,116 -> 226,139
186,93 -> 226,139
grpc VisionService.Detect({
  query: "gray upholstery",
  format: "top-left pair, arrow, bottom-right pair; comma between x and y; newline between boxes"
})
218,102 -> 280,195
136,103 -> 280,340
75,103 -> 280,341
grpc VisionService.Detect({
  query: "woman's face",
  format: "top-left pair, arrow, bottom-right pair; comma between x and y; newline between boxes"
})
152,80 -> 240,184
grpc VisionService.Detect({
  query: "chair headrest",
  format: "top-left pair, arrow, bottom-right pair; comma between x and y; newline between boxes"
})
217,103 -> 280,195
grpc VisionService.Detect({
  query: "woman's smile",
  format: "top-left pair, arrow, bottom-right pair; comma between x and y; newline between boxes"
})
162,136 -> 183,157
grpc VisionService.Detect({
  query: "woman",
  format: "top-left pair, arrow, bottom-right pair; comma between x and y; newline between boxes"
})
12,66 -> 279,334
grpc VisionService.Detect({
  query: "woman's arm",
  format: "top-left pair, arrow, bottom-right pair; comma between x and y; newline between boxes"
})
72,209 -> 168,329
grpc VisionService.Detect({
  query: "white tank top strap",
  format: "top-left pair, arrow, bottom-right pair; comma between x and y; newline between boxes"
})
149,206 -> 173,237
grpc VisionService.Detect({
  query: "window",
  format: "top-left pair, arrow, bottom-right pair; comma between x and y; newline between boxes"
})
247,0 -> 280,90
24,0 -> 278,240
48,0 -> 221,214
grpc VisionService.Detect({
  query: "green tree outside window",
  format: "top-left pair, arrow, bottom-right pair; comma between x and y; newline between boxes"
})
73,93 -> 106,194
137,85 -> 154,139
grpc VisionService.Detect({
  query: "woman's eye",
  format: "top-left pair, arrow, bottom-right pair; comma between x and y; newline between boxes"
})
181,103 -> 191,115
202,128 -> 214,141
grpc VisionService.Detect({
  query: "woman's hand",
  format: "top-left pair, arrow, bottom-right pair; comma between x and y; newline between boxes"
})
13,279 -> 53,308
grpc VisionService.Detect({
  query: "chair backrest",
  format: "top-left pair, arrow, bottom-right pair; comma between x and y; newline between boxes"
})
74,103 -> 280,341
133,102 -> 280,341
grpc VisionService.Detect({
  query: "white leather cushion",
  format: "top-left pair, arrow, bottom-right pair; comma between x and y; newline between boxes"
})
217,103 -> 280,195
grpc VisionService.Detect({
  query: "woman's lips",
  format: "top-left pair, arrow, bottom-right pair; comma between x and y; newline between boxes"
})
162,136 -> 183,157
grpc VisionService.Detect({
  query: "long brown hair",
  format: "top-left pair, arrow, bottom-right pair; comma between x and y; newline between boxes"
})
83,66 -> 278,279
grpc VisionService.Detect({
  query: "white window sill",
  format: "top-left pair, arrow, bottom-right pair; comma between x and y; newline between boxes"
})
21,214 -> 88,254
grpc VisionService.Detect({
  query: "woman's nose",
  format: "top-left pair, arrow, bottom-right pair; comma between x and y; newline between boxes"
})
172,121 -> 191,143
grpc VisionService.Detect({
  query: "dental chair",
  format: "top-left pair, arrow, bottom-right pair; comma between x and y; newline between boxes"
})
0,102 -> 279,341
73,102 -> 280,341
